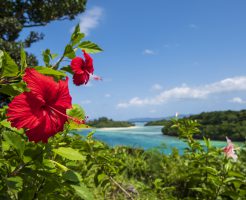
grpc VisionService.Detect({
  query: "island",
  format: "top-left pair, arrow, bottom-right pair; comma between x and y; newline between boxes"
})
146,110 -> 246,141
87,117 -> 135,128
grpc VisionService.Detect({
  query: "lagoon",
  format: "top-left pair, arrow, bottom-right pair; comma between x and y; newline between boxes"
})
77,122 -> 228,154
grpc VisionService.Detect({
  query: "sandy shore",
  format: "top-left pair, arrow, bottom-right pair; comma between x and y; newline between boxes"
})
96,126 -> 138,131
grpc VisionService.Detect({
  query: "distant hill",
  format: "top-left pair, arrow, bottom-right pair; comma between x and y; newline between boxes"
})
128,117 -> 164,122
129,114 -> 189,123
162,110 -> 246,141
144,114 -> 189,126
87,117 -> 134,128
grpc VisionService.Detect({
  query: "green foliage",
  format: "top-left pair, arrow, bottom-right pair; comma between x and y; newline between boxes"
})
53,147 -> 86,161
0,51 -> 19,78
78,41 -> 103,54
147,110 -> 246,141
1,20 -> 245,200
0,0 -> 87,65
87,117 -> 134,128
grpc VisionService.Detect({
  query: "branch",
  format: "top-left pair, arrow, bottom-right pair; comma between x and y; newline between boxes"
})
9,162 -> 29,177
23,16 -> 70,28
109,176 -> 134,200
23,23 -> 47,28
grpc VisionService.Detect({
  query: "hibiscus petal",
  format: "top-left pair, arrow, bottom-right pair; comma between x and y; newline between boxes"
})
23,68 -> 58,104
7,92 -> 43,129
26,108 -> 67,143
73,73 -> 90,86
53,77 -> 72,109
71,57 -> 85,74
83,50 -> 94,74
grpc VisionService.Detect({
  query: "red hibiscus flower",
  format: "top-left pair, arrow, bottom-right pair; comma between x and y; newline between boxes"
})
7,68 -> 83,143
70,50 -> 101,85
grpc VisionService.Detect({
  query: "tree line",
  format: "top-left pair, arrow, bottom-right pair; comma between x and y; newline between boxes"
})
146,110 -> 246,141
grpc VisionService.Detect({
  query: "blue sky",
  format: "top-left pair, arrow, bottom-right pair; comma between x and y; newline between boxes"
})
20,0 -> 246,120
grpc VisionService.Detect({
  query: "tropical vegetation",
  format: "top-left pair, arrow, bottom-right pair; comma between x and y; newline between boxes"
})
145,110 -> 246,141
1,0 -> 87,65
87,117 -> 134,128
0,15 -> 245,200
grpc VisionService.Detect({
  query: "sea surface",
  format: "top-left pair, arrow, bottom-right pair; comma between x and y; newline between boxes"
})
77,122 -> 228,154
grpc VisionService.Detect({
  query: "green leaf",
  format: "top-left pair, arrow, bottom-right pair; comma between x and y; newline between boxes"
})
71,184 -> 94,200
97,173 -> 106,183
48,160 -> 68,171
201,166 -> 218,175
87,131 -> 95,139
1,51 -> 19,77
53,147 -> 86,160
190,187 -> 203,193
3,131 -> 25,156
64,44 -> 76,59
20,46 -> 27,72
78,41 -> 103,53
35,66 -> 66,77
0,50 -> 4,69
72,24 -> 80,36
71,24 -> 85,46
2,140 -> 10,151
67,104 -> 86,129
0,84 -> 21,96
67,104 -> 85,119
62,170 -> 81,183
228,171 -> 245,178
0,119 -> 24,134
61,65 -> 74,75
6,176 -> 23,191
0,81 -> 25,96
42,49 -> 51,67
51,53 -> 58,59
72,33 -> 85,46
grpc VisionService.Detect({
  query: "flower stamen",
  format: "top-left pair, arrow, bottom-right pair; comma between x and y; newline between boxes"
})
48,105 -> 85,124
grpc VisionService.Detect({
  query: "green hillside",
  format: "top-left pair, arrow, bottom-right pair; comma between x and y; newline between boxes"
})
87,117 -> 134,128
148,110 -> 246,141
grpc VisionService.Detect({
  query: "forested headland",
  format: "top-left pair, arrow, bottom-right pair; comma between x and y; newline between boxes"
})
87,117 -> 134,128
146,110 -> 246,141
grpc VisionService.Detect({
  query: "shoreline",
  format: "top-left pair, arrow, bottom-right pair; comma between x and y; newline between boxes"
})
95,126 -> 138,131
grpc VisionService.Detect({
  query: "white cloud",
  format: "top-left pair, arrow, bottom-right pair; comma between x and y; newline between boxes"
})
149,109 -> 156,113
117,76 -> 246,108
77,6 -> 103,35
105,94 -> 111,98
143,49 -> 155,55
230,97 -> 246,104
81,100 -> 91,104
151,84 -> 162,91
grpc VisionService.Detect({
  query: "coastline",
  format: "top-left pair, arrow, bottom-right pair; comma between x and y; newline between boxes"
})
95,126 -> 138,131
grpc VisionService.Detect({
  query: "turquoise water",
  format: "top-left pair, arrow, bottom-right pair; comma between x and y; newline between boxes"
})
77,122 -> 227,154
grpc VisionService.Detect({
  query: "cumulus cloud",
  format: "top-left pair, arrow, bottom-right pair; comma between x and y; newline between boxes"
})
151,84 -> 162,91
117,76 -> 246,108
76,6 -> 103,35
143,49 -> 155,55
230,97 -> 246,104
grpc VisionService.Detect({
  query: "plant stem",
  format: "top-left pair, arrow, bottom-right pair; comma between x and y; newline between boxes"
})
52,55 -> 65,70
109,176 -> 134,200
32,178 -> 46,200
